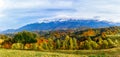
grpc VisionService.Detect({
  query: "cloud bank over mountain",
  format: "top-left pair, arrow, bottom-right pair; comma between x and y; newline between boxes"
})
0,0 -> 120,30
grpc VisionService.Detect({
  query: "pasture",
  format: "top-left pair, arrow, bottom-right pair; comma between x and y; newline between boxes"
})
0,48 -> 120,57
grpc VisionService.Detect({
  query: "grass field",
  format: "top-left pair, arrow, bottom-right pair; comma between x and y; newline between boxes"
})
0,48 -> 120,57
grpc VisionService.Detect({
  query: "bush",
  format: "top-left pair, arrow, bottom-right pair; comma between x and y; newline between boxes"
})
24,43 -> 32,50
2,43 -> 12,49
38,43 -> 44,51
12,43 -> 24,50
2,39 -> 12,49
24,43 -> 39,50
0,39 -> 4,44
31,43 -> 39,50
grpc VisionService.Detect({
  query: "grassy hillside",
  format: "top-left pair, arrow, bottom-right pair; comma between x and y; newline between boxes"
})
0,48 -> 120,57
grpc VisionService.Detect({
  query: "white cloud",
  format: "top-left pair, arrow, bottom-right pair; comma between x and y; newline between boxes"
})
1,0 -> 120,30
0,0 -> 4,8
2,0 -> 73,9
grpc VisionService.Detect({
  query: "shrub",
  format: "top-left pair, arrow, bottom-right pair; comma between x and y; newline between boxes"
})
24,43 -> 32,50
24,43 -> 39,50
2,39 -> 12,49
38,43 -> 44,51
2,43 -> 12,49
0,39 -> 4,44
31,43 -> 39,50
12,43 -> 24,50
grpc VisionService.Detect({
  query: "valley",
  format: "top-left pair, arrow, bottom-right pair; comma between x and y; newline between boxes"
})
0,26 -> 120,57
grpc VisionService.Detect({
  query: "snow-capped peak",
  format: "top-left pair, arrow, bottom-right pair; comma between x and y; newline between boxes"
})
38,15 -> 96,23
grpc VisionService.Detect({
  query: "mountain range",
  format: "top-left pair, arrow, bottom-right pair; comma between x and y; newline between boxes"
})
1,18 -> 119,34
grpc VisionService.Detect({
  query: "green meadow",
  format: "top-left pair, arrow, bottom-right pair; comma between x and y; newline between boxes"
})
0,48 -> 120,57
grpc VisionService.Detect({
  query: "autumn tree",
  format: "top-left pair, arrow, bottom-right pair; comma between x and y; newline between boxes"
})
97,37 -> 103,49
69,38 -> 73,50
82,29 -> 96,38
101,32 -> 107,39
84,40 -> 92,50
102,40 -> 108,49
0,35 -> 9,44
64,35 -> 70,49
73,38 -> 78,49
42,41 -> 49,50
2,38 -> 13,49
107,38 -> 116,48
62,41 -> 66,50
90,41 -> 99,49
48,38 -> 54,50
79,41 -> 85,49
56,39 -> 61,49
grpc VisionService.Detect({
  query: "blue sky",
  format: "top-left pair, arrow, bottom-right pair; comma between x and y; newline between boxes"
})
0,0 -> 120,30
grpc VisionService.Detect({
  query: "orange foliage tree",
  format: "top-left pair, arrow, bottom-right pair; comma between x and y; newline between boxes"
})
82,29 -> 96,37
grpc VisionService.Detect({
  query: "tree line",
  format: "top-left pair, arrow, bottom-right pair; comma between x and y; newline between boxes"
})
0,26 -> 119,50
